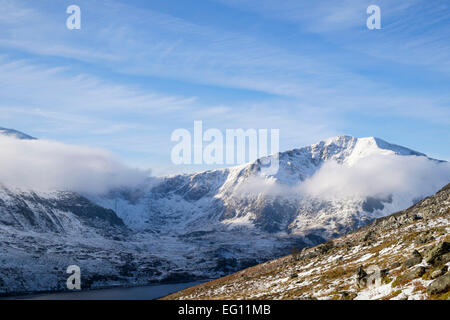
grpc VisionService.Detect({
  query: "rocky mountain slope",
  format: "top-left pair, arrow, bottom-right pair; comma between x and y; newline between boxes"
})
0,187 -> 125,234
90,135 -> 445,243
164,183 -> 450,300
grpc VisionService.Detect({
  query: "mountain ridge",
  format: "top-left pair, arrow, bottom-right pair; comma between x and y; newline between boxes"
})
0,129 -> 448,295
93,134 -> 446,238
0,127 -> 36,140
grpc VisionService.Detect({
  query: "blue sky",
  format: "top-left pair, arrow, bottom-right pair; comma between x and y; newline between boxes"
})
0,0 -> 449,175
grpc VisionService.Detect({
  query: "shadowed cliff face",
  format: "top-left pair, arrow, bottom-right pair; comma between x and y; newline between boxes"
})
0,186 -> 125,234
362,195 -> 393,213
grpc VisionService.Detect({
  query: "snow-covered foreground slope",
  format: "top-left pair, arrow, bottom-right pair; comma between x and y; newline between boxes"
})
164,184 -> 450,300
0,130 -> 449,295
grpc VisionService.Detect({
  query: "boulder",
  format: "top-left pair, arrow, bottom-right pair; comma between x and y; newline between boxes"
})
404,266 -> 427,281
355,266 -> 368,289
431,266 -> 448,279
416,235 -> 435,245
433,253 -> 450,266
355,265 -> 388,289
403,250 -> 422,268
427,273 -> 450,295
363,231 -> 376,242
316,241 -> 334,254
339,291 -> 357,300
425,242 -> 450,264
412,250 -> 422,258
356,266 -> 367,279
403,256 -> 422,268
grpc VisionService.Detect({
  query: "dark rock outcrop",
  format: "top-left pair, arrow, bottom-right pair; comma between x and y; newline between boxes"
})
425,242 -> 450,265
404,266 -> 427,281
403,250 -> 422,268
427,273 -> 450,295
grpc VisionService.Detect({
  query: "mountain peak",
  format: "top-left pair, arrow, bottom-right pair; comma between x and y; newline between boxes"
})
354,136 -> 426,157
0,127 -> 36,140
316,135 -> 427,159
324,135 -> 356,145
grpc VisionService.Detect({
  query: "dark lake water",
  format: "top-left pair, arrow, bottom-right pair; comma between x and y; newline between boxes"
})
6,281 -> 204,300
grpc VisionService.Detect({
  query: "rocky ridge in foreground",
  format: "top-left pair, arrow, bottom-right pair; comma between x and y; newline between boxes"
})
164,183 -> 450,300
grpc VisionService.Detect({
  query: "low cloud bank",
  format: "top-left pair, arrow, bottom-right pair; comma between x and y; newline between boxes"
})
1,134 -> 448,202
235,154 -> 450,201
299,154 -> 450,199
0,136 -> 151,194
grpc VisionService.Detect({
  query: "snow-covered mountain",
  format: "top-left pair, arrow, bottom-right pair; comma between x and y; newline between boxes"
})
0,131 -> 448,295
0,186 -> 126,234
90,135 -> 446,243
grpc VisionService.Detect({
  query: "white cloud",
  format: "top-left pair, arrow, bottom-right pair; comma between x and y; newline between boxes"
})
0,0 -> 449,173
216,0 -> 450,74
0,57 -> 195,113
0,135 -> 151,194
298,155 -> 450,200
1,1 -> 448,124
234,154 -> 450,202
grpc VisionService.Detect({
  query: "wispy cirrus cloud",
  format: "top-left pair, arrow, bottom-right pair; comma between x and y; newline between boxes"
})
215,0 -> 450,73
0,56 -> 340,174
1,0 -> 449,112
0,57 -> 195,113
0,0 -> 408,100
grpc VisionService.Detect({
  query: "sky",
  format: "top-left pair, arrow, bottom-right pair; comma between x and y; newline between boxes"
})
0,0 -> 449,176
